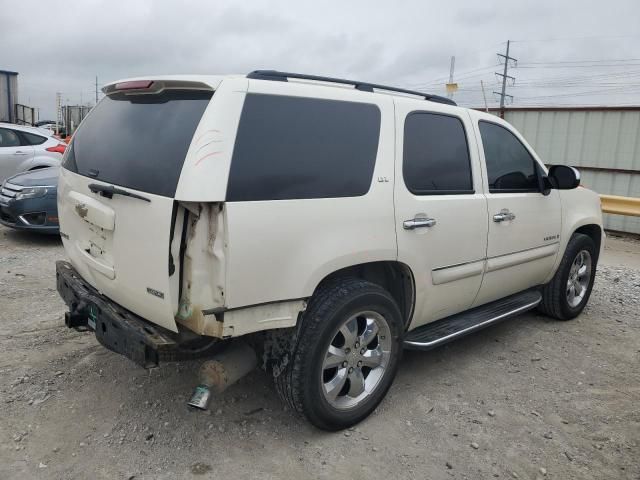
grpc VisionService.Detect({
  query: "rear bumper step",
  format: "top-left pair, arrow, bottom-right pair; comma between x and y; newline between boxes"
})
404,289 -> 542,350
56,260 -> 179,368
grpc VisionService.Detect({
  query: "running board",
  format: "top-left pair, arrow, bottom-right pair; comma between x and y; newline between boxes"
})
404,290 -> 542,350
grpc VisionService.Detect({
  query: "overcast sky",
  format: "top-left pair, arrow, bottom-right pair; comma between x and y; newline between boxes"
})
2,0 -> 640,119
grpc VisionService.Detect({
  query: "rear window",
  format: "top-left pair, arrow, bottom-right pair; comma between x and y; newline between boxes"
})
21,131 -> 47,145
63,90 -> 212,197
226,94 -> 381,201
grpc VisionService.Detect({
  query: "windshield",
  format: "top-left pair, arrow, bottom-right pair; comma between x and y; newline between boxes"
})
63,90 -> 212,197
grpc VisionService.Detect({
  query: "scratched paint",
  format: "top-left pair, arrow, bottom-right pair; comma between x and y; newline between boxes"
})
194,129 -> 221,145
195,151 -> 223,166
193,128 -> 225,166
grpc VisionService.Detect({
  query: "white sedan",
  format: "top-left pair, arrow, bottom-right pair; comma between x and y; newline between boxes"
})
0,123 -> 67,182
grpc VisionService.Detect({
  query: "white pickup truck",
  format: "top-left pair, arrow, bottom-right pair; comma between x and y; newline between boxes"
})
56,71 -> 603,430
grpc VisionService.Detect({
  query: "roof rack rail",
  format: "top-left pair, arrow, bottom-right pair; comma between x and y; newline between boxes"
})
246,70 -> 457,106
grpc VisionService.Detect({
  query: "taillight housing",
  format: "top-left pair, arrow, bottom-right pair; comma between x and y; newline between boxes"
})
46,143 -> 67,154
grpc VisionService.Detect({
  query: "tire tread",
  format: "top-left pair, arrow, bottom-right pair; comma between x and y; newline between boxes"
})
274,278 -> 400,430
539,233 -> 596,320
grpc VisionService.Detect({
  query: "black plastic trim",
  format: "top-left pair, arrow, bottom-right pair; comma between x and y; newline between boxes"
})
404,289 -> 542,350
56,261 -> 178,368
488,188 -> 542,194
410,189 -> 476,195
88,183 -> 151,202
432,258 -> 485,271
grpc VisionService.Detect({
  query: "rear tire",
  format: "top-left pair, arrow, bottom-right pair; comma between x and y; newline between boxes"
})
538,233 -> 597,320
275,278 -> 403,430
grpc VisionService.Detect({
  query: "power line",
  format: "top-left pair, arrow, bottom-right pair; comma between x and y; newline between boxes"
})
516,85 -> 640,100
406,64 -> 497,87
512,34 -> 640,43
513,83 -> 640,88
519,58 -> 640,65
518,63 -> 640,69
511,69 -> 640,85
402,43 -> 507,88
402,38 -> 640,108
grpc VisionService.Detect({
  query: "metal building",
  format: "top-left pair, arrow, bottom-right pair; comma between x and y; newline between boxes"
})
0,70 -> 19,123
61,105 -> 92,135
493,107 -> 640,235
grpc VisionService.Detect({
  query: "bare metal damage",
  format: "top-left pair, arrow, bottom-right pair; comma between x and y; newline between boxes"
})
175,202 -> 226,337
174,202 -> 306,338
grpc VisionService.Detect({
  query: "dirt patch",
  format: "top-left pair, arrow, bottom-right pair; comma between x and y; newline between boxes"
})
0,225 -> 638,479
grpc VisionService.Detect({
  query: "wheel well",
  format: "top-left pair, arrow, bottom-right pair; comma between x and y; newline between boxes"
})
314,261 -> 415,328
574,224 -> 602,259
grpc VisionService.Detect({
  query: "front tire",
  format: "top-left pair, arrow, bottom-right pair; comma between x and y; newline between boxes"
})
275,279 -> 403,430
539,233 -> 598,320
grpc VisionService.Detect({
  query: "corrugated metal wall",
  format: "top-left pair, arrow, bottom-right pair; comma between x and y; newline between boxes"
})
0,71 -> 19,123
62,105 -> 92,134
501,108 -> 640,234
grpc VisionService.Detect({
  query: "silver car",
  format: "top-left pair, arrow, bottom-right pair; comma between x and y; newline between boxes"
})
0,123 -> 66,182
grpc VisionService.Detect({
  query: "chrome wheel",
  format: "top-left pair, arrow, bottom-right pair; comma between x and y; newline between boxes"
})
566,250 -> 592,308
321,311 -> 392,410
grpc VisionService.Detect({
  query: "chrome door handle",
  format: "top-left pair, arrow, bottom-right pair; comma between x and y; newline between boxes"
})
403,216 -> 436,230
493,209 -> 516,222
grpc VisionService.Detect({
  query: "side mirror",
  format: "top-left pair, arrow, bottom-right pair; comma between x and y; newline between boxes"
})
548,165 -> 580,190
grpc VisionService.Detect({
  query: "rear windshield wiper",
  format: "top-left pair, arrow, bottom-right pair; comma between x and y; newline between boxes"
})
88,183 -> 151,202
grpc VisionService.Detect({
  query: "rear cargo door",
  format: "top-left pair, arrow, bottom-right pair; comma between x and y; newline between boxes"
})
57,87 -> 213,332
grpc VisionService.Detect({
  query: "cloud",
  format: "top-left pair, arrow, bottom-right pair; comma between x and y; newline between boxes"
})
2,0 -> 639,119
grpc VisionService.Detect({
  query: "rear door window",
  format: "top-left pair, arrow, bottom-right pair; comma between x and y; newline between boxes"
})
226,94 -> 381,201
0,128 -> 20,147
63,90 -> 212,197
403,112 -> 473,194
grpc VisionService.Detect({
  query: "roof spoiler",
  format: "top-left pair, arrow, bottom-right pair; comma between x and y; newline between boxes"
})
102,79 -> 214,96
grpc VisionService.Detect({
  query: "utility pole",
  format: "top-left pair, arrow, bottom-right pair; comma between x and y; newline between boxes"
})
95,76 -> 99,105
480,80 -> 489,112
493,40 -> 517,118
55,92 -> 62,136
446,56 -> 457,99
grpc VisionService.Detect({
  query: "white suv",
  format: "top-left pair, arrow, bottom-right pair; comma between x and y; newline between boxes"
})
56,71 -> 603,430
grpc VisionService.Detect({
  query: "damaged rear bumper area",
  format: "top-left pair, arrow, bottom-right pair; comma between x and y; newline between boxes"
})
56,260 -> 180,368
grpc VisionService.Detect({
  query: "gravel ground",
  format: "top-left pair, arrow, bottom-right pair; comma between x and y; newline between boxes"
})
0,226 -> 639,480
